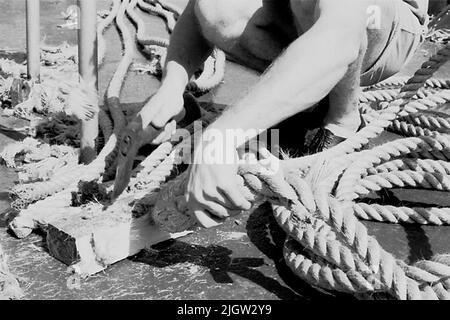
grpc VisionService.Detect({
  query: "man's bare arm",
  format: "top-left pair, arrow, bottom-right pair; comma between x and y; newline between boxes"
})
162,0 -> 213,89
140,0 -> 213,128
205,0 -> 369,140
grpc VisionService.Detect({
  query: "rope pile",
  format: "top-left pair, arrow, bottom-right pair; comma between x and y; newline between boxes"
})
1,0 -> 225,219
2,0 -> 450,300
141,44 -> 450,300
427,4 -> 450,44
0,45 -> 81,120
3,0 -> 224,237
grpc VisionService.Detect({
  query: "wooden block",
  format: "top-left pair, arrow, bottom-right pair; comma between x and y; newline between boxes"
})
44,196 -> 186,276
9,186 -> 188,275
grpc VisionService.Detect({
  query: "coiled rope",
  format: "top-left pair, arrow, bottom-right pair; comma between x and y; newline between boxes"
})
143,44 -> 450,300
135,0 -> 226,92
263,46 -> 450,299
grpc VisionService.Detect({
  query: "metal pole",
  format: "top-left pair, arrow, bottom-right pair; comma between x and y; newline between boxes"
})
26,0 -> 40,82
78,0 -> 99,164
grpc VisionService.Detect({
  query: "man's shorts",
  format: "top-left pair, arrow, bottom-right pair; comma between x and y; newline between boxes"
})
361,1 -> 428,86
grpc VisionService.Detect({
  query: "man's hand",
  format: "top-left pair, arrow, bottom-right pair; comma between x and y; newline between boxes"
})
139,86 -> 186,145
185,136 -> 252,228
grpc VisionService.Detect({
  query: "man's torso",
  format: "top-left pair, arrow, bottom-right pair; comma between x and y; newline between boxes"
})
195,0 -> 428,72
265,0 -> 428,37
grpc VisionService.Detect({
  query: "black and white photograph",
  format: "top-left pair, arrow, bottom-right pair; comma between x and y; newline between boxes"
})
0,0 -> 449,307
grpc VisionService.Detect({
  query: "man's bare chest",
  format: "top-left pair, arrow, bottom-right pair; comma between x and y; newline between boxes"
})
255,0 -> 318,36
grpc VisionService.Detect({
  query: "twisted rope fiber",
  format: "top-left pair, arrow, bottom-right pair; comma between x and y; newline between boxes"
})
98,0 -> 122,66
365,76 -> 450,90
336,136 -> 450,201
150,0 -> 182,18
359,88 -> 400,103
400,112 -> 450,132
189,48 -> 226,93
357,169 -> 450,194
353,203 -> 450,225
389,119 -> 443,137
368,158 -> 450,176
359,87 -> 450,104
139,0 -> 176,32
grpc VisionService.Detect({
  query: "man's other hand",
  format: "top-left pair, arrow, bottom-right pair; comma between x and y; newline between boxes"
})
185,139 -> 252,228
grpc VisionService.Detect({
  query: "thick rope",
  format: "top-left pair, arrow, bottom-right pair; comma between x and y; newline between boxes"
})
365,76 -> 450,90
98,0 -> 122,66
139,0 -> 176,32
136,0 -> 226,93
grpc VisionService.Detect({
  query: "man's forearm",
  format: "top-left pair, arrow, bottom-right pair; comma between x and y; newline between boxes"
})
207,18 -> 362,145
160,0 -> 213,93
139,1 -> 213,128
